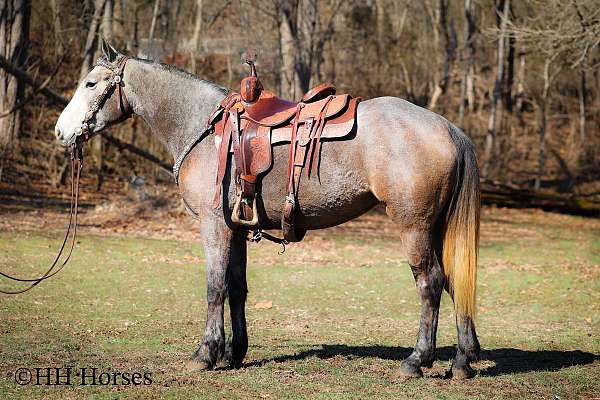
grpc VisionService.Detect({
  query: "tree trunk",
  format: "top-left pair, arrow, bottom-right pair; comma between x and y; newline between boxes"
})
190,0 -> 202,73
375,0 -> 386,89
534,58 -> 551,190
102,0 -> 114,42
515,47 -> 525,113
80,0 -> 106,82
427,0 -> 457,111
504,30 -> 515,113
483,0 -> 510,177
50,0 -> 63,54
579,68 -> 586,143
279,0 -> 300,99
148,0 -> 161,42
458,0 -> 475,126
0,0 -> 31,181
297,0 -> 317,93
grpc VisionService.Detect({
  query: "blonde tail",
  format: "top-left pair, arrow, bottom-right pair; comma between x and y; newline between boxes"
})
442,125 -> 480,320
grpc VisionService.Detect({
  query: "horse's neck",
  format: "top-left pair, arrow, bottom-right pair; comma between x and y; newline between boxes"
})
124,59 -> 226,162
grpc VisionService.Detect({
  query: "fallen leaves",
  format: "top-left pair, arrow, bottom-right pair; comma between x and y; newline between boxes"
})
254,301 -> 273,310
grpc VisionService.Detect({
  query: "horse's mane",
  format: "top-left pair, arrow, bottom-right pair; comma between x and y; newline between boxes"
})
96,55 -> 228,94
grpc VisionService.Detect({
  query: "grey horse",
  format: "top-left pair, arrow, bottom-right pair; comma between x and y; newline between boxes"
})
55,42 -> 481,379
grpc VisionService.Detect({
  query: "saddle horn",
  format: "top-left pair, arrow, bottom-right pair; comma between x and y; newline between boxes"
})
240,51 -> 262,103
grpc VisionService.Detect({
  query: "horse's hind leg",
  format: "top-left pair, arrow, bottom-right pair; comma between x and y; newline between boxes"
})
449,315 -> 479,378
399,229 -> 444,378
191,215 -> 247,370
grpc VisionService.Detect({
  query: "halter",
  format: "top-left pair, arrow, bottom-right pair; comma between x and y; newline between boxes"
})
73,55 -> 131,144
0,56 -> 130,294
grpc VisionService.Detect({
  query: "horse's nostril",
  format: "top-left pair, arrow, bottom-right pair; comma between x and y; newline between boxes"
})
54,127 -> 63,141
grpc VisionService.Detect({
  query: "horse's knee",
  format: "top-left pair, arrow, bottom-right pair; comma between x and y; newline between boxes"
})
206,282 -> 227,305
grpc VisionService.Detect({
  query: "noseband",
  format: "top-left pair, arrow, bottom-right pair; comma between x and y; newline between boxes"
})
0,56 -> 130,294
74,55 -> 130,144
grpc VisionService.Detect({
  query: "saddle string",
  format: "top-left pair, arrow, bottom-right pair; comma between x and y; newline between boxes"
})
0,145 -> 83,294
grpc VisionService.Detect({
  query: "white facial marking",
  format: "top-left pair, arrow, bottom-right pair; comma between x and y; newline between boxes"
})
54,66 -> 106,146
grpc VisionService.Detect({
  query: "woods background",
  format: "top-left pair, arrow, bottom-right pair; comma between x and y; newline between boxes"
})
0,0 -> 599,213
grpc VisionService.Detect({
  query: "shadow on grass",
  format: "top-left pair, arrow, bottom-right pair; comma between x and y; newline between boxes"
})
247,345 -> 599,376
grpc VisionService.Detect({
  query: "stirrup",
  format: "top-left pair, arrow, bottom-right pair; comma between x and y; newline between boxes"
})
231,192 -> 259,227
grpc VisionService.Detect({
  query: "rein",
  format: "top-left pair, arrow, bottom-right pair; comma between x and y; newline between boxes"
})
0,145 -> 83,294
0,56 -> 130,295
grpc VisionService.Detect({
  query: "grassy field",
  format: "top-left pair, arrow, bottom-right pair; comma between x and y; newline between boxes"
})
0,207 -> 598,399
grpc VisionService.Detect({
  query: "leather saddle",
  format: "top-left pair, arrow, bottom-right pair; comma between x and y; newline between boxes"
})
210,60 -> 360,243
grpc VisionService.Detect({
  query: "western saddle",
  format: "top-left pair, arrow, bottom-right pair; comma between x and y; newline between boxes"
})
210,58 -> 360,243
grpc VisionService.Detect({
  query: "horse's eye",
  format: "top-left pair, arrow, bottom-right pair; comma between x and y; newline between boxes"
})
85,81 -> 97,89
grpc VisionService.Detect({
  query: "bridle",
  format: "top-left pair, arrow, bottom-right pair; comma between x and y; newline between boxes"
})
0,56 -> 130,294
73,55 -> 130,144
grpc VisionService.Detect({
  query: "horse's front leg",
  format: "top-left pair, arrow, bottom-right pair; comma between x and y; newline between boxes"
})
399,230 -> 444,378
191,215 -> 247,370
224,232 -> 248,368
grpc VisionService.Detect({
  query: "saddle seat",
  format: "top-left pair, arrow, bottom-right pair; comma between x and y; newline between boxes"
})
242,90 -> 298,126
242,82 -> 341,127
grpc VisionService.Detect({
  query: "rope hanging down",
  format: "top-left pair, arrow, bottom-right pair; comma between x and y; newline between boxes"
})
0,144 -> 83,294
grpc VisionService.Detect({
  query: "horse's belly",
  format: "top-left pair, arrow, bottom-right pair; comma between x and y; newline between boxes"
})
258,140 -> 378,230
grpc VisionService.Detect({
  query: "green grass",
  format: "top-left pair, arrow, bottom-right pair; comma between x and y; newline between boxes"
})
0,207 -> 598,399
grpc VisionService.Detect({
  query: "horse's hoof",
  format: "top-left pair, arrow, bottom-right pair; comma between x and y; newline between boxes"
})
399,360 -> 423,378
450,364 -> 476,380
465,345 -> 481,363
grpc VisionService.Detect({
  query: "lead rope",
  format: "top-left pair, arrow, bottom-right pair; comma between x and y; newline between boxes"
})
0,144 -> 83,294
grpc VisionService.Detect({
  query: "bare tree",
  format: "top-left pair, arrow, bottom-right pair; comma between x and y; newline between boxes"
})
278,0 -> 301,99
483,0 -> 510,176
148,0 -> 161,42
50,0 -> 64,54
427,0 -> 457,111
102,0 -> 114,42
506,0 -> 600,188
515,47 -> 526,112
80,0 -> 107,81
458,0 -> 476,126
0,0 -> 31,180
190,0 -> 203,73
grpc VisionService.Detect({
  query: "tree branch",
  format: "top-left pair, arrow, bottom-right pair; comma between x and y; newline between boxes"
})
0,54 -> 69,106
0,55 -> 173,176
101,132 -> 173,176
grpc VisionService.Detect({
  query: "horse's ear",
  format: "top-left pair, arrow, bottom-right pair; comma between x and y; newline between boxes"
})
100,37 -> 119,62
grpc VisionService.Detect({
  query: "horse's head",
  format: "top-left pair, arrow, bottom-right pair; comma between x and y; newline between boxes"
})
55,39 -> 131,146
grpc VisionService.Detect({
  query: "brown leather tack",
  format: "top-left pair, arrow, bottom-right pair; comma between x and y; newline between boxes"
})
210,60 -> 361,240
